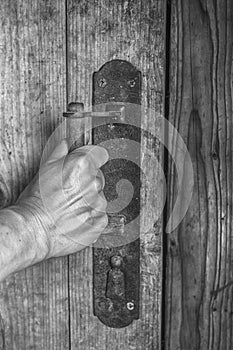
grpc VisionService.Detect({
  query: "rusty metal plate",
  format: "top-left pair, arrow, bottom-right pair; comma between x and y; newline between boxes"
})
92,60 -> 141,328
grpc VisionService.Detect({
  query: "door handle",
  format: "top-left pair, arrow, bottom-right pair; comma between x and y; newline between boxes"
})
64,59 -> 141,328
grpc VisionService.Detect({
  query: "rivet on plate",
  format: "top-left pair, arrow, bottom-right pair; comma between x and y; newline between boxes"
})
128,79 -> 136,88
99,78 -> 107,87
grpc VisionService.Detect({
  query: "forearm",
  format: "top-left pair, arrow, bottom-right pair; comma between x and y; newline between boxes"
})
0,143 -> 108,281
0,206 -> 48,281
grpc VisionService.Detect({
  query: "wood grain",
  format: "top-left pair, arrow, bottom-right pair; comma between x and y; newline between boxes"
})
165,0 -> 233,349
66,0 -> 165,349
0,1 -> 69,349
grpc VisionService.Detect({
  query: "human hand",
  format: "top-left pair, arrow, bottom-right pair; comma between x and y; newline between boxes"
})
13,139 -> 109,259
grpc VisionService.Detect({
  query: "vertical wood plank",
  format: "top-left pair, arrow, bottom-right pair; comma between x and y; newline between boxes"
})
165,0 -> 233,349
0,1 -> 69,349
66,0 -> 165,349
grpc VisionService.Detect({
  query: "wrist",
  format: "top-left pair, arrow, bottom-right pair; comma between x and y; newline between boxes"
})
10,203 -> 51,261
0,205 -> 50,278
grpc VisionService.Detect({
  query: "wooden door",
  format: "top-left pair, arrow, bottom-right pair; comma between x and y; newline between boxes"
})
1,1 -> 232,349
165,1 -> 233,349
0,1 -> 164,349
0,1 -> 69,349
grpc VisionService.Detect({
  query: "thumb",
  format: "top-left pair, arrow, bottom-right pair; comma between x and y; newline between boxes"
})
47,139 -> 69,163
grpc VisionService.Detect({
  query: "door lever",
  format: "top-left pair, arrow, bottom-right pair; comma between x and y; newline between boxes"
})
64,59 -> 141,328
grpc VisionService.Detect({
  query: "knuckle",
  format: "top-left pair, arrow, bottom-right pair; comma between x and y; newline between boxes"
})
76,154 -> 89,168
68,152 -> 90,170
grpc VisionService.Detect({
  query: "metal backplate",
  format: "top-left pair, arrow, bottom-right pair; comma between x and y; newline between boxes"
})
92,59 -> 141,328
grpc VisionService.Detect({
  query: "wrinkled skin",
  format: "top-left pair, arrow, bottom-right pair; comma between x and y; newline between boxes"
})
16,139 -> 109,258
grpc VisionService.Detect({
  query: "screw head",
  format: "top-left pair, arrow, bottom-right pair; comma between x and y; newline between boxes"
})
126,301 -> 135,311
108,123 -> 115,130
98,78 -> 107,87
128,79 -> 136,88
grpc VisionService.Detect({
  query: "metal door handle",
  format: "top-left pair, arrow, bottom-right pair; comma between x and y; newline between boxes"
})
64,59 -> 141,328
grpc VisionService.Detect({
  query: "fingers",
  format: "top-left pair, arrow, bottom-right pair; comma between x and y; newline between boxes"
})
90,191 -> 107,212
71,145 -> 109,169
64,153 -> 105,194
79,177 -> 107,212
95,169 -> 105,192
63,146 -> 108,195
78,168 -> 105,195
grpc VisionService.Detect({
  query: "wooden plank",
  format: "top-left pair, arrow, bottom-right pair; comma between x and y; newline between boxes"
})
66,1 -> 165,349
165,0 -> 233,349
0,1 -> 69,349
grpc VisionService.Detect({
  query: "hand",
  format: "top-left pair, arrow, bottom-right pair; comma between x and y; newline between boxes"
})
14,139 -> 109,258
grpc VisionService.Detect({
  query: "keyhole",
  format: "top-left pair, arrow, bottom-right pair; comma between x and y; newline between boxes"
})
106,255 -> 125,300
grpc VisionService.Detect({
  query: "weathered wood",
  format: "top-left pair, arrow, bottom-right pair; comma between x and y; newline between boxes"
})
165,0 -> 233,349
66,0 -> 165,349
0,1 -> 69,349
